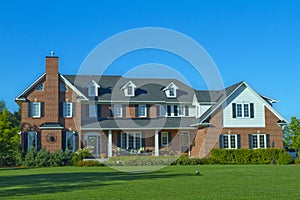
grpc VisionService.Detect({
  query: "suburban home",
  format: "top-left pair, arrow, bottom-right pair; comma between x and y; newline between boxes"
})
15,54 -> 288,158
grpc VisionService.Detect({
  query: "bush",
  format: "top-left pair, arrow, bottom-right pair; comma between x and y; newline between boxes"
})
23,146 -> 37,167
107,156 -> 177,166
210,149 -> 293,165
295,157 -> 300,164
72,148 -> 93,166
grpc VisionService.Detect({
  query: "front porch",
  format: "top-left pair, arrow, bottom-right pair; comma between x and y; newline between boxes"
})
81,130 -> 197,158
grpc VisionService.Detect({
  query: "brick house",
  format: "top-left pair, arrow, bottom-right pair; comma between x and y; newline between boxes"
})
15,55 -> 287,158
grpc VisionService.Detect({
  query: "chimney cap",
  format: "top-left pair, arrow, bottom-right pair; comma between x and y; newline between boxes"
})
46,51 -> 58,58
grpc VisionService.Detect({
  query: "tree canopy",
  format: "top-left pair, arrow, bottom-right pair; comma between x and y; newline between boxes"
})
283,117 -> 300,152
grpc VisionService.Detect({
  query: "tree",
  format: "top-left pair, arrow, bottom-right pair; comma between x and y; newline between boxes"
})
283,117 -> 300,153
0,109 -> 20,166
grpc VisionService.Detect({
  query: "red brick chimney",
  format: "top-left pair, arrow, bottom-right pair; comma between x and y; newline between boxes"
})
44,52 -> 59,122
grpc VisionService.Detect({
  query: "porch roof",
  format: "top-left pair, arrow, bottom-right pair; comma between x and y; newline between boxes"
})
81,117 -> 198,130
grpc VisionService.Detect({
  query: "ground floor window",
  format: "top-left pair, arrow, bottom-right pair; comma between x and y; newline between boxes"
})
66,131 -> 76,152
250,134 -> 269,149
220,134 -> 238,149
161,132 -> 169,146
28,132 -> 37,150
121,132 -> 142,150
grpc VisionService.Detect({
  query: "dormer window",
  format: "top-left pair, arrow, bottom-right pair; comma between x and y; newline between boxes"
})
121,81 -> 137,97
88,80 -> 100,97
163,82 -> 178,98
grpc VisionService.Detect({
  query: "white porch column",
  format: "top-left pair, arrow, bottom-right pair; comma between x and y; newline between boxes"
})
108,130 -> 112,158
155,130 -> 159,156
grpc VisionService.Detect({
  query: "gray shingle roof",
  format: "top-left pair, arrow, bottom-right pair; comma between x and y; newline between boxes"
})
81,117 -> 198,130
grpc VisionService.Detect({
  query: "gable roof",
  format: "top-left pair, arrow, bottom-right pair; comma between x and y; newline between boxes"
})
63,75 -> 196,103
194,81 -> 288,125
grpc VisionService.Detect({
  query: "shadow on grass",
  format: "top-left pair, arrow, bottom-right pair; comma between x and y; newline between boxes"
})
0,169 -> 187,198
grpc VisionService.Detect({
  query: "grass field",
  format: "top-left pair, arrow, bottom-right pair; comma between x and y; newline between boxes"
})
0,165 -> 299,199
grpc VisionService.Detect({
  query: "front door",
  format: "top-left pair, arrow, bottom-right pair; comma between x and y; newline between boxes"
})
180,132 -> 190,153
84,133 -> 101,157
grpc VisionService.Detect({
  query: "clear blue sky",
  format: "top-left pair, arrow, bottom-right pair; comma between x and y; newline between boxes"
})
1,0 -> 299,120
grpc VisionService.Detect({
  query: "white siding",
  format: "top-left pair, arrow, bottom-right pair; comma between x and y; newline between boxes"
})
188,106 -> 196,117
200,105 -> 211,116
223,86 -> 265,127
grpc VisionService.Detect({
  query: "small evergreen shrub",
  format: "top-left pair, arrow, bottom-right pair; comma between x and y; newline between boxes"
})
77,160 -> 105,167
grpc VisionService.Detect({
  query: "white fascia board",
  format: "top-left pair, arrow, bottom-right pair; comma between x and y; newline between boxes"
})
80,127 -> 196,131
60,75 -> 88,100
15,73 -> 46,101
80,100 -> 166,104
260,95 -> 279,103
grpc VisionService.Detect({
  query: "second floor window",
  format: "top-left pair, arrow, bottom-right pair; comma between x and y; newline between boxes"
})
233,103 -> 254,118
114,104 -> 122,117
138,105 -> 147,117
32,102 -> 41,118
63,102 -> 73,118
127,85 -> 133,96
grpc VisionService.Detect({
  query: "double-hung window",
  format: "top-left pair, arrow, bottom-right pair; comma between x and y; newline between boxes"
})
250,134 -> 268,149
234,103 -> 253,118
220,134 -> 238,149
89,104 -> 97,117
63,102 -> 73,118
28,132 -> 37,150
121,132 -> 142,150
138,105 -> 147,117
178,105 -> 185,117
161,132 -> 169,146
32,102 -> 41,118
114,104 -> 122,117
66,131 -> 75,152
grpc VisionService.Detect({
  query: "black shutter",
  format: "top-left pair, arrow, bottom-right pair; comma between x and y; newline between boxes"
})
117,132 -> 121,147
156,105 -> 160,117
219,134 -> 224,148
97,105 -> 101,118
248,134 -> 253,149
62,131 -> 66,150
122,105 -> 126,117
174,105 -> 178,116
28,102 -> 32,117
23,132 -> 28,151
168,132 -> 172,146
37,132 -> 41,150
110,106 -> 114,117
141,132 -> 145,148
74,132 -> 79,151
72,103 -> 76,117
59,102 -> 64,117
158,132 -> 161,146
232,103 -> 236,118
146,105 -> 150,117
185,105 -> 189,116
135,105 -> 139,117
266,134 -> 270,148
250,103 -> 255,118
167,105 -> 171,116
40,102 -> 44,117
237,134 -> 241,149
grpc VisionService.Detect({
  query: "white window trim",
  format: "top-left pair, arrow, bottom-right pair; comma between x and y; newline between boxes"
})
138,105 -> 147,117
32,102 -> 41,118
121,132 -> 142,150
114,104 -> 122,117
89,104 -> 97,118
252,134 -> 267,149
222,134 -> 238,149
160,105 -> 167,117
66,131 -> 75,152
28,131 -> 37,150
163,82 -> 178,98
236,103 -> 250,118
63,102 -> 73,118
161,132 -> 169,146
88,81 -> 100,97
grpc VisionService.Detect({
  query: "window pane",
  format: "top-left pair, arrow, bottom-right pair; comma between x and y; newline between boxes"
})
230,135 -> 236,148
64,103 -> 72,117
114,105 -> 122,117
127,86 -> 132,95
252,135 -> 258,148
236,104 -> 242,117
139,105 -> 146,117
161,132 -> 168,146
28,132 -> 37,150
169,87 -> 174,96
259,135 -> 265,148
89,104 -> 97,117
32,102 -> 40,117
160,105 -> 166,116
244,104 -> 249,117
223,135 -> 229,148
121,133 -> 127,149
178,106 -> 185,116
66,132 -> 74,151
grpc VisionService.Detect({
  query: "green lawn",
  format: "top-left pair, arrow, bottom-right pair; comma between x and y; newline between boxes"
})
0,165 -> 299,199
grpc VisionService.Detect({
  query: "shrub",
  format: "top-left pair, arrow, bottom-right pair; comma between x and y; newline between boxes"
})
23,146 -> 37,167
72,148 -> 93,166
278,152 -> 294,165
107,156 -> 177,166
35,148 -> 50,167
295,157 -> 300,164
